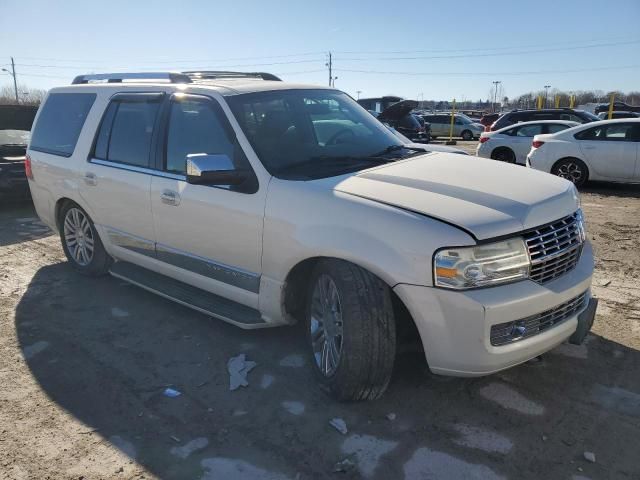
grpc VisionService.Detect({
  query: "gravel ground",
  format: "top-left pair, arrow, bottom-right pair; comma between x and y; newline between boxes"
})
1,156 -> 639,479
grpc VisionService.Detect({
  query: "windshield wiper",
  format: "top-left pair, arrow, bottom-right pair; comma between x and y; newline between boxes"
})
370,144 -> 426,157
275,155 -> 394,175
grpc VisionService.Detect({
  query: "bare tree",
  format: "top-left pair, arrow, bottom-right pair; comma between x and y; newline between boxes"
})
0,83 -> 47,105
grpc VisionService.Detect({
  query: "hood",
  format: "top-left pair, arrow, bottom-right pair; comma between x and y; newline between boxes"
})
405,142 -> 467,155
378,100 -> 418,121
331,153 -> 579,240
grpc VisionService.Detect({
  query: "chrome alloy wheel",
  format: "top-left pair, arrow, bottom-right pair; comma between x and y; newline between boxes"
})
556,162 -> 584,184
63,207 -> 94,266
310,274 -> 343,377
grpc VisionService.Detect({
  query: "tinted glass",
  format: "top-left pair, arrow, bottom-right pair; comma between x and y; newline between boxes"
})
227,89 -> 406,179
547,123 -> 571,134
515,124 -> 543,137
30,93 -> 96,157
166,98 -> 235,173
575,123 -> 637,141
104,101 -> 160,167
398,115 -> 419,129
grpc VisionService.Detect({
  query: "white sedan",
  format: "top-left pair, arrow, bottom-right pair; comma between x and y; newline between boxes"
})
476,120 -> 578,165
527,119 -> 640,186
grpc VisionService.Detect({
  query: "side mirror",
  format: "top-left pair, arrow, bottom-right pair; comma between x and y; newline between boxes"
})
186,153 -> 248,186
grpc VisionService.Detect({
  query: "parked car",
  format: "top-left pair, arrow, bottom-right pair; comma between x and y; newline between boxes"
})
477,120 -> 579,164
377,100 -> 430,143
490,109 -> 599,131
527,119 -> 640,186
27,71 -> 596,401
419,113 -> 483,140
594,101 -> 640,115
0,105 -> 38,199
596,111 -> 640,120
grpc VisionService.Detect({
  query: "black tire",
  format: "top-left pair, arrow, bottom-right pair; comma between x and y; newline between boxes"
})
59,201 -> 112,276
490,147 -> 516,163
551,158 -> 589,187
305,259 -> 396,401
461,130 -> 473,141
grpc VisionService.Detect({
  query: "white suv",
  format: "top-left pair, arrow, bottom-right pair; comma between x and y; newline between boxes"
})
26,71 -> 596,400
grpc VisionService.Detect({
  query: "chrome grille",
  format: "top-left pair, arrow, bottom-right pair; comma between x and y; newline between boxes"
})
524,211 -> 584,284
490,291 -> 588,346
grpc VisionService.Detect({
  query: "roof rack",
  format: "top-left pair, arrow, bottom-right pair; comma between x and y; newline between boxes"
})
183,71 -> 282,82
71,70 -> 281,85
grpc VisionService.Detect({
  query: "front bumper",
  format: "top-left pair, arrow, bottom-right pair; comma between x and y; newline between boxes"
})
393,240 -> 594,376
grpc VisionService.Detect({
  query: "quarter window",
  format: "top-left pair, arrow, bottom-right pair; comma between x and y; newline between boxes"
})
93,97 -> 161,168
30,93 -> 96,157
547,124 -> 571,134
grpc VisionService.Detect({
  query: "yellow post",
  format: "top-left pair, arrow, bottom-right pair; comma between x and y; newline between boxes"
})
446,99 -> 457,145
608,93 -> 615,120
569,95 -> 575,108
537,95 -> 543,110
554,95 -> 560,108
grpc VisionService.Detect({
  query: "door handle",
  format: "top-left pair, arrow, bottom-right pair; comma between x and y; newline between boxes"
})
84,172 -> 97,186
583,146 -> 596,150
160,189 -> 180,206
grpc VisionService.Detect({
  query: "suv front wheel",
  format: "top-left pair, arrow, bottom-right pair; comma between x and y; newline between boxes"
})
59,202 -> 112,276
306,259 -> 396,401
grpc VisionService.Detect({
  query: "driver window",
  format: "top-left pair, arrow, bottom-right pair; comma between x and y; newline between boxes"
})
165,98 -> 236,173
516,125 -> 543,137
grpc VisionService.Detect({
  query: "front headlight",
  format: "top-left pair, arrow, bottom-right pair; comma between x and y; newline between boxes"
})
434,238 -> 530,289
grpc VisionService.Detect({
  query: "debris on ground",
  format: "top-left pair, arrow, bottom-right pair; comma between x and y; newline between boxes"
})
584,451 -> 596,463
599,279 -> 612,287
386,413 -> 396,421
329,418 -> 348,435
163,387 -> 182,398
279,354 -> 305,368
282,401 -> 305,416
333,457 -> 355,473
227,354 -> 257,391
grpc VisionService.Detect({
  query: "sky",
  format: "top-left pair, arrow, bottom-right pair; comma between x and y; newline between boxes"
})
1,0 -> 639,102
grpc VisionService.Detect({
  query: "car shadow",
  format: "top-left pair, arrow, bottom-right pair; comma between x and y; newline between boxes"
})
13,264 -> 640,479
0,200 -> 52,247
581,181 -> 640,198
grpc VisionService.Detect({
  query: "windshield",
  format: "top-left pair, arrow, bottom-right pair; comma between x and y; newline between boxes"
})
0,129 -> 30,146
227,89 -> 411,179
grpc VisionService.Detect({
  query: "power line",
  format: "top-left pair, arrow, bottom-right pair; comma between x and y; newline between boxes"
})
15,58 -> 324,70
332,36 -> 640,55
333,40 -> 640,62
7,51 -> 326,66
334,64 -> 640,76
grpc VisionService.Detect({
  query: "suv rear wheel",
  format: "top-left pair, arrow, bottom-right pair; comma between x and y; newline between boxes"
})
461,130 -> 473,141
306,259 -> 396,401
551,158 -> 589,187
59,202 -> 112,275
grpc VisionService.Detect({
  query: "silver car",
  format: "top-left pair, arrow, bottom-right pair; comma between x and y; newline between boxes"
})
420,113 -> 484,140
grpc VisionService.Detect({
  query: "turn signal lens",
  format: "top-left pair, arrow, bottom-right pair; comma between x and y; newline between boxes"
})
479,136 -> 490,144
532,140 -> 545,148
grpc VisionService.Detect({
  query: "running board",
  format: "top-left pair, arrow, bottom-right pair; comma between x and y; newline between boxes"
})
109,261 -> 267,329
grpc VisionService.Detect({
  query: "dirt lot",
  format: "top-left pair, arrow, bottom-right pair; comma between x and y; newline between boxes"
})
1,151 -> 639,479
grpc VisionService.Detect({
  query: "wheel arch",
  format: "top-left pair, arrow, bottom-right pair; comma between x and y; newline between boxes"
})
490,145 -> 515,160
281,256 -> 424,355
551,156 -> 590,182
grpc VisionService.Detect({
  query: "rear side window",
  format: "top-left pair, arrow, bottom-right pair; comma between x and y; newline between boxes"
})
574,123 -> 638,141
93,96 -> 161,168
515,124 -> 543,137
30,93 -> 96,157
547,124 -> 571,134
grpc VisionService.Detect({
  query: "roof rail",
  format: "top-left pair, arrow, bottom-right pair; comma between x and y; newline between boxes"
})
72,72 -> 192,85
71,70 -> 282,85
183,71 -> 282,82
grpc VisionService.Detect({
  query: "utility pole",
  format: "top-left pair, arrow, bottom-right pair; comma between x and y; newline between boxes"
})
356,90 -> 362,100
492,81 -> 501,112
2,57 -> 19,104
326,52 -> 332,87
544,85 -> 551,108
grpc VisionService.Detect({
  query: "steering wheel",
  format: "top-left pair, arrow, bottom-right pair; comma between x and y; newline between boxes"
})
326,129 -> 355,145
